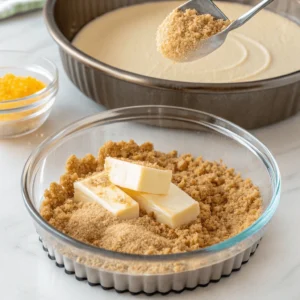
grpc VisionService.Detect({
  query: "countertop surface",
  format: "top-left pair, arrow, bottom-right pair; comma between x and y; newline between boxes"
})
1,11 -> 300,300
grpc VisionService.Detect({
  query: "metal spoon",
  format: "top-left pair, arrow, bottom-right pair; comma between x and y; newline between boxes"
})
177,0 -> 274,62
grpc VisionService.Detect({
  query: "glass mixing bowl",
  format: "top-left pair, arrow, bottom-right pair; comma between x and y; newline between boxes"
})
22,106 -> 281,294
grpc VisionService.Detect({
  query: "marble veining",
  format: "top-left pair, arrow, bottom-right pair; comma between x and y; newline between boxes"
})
0,11 -> 300,300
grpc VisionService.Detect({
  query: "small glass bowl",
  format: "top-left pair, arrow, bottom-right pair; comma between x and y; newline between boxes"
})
0,51 -> 58,139
22,106 -> 281,293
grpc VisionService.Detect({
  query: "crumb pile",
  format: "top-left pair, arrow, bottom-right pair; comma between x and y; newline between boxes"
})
157,9 -> 231,61
41,140 -> 262,255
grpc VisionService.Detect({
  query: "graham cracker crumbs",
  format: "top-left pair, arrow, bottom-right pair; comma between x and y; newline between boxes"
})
40,140 -> 262,255
157,9 -> 231,61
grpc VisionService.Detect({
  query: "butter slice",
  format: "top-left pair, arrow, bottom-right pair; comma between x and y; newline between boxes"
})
74,172 -> 139,220
122,183 -> 200,228
105,157 -> 172,194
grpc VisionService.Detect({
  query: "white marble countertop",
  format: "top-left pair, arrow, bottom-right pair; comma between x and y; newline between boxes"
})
1,11 -> 300,300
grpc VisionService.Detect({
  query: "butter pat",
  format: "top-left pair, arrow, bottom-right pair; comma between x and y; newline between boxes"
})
105,157 -> 172,194
74,172 -> 139,220
122,183 -> 200,228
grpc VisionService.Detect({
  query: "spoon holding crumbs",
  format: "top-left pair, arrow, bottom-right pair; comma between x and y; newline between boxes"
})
157,0 -> 274,62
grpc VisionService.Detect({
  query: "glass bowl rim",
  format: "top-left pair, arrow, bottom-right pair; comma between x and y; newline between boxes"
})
0,50 -> 58,107
21,105 -> 281,261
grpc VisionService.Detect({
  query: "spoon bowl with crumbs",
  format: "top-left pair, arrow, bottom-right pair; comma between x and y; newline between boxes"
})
156,0 -> 274,62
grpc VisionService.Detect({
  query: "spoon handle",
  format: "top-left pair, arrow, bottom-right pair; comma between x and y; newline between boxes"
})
229,0 -> 274,30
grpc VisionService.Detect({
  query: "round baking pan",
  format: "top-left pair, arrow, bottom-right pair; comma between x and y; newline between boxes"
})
44,0 -> 300,129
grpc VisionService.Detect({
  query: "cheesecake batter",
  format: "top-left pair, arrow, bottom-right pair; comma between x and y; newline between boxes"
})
73,1 -> 300,83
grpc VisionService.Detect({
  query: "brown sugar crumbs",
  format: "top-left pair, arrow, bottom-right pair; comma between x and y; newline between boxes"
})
40,140 -> 262,255
88,174 -> 110,187
110,157 -> 163,170
157,9 -> 231,61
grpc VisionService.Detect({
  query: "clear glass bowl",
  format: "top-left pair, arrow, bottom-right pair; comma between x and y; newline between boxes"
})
21,106 -> 281,292
0,51 -> 58,139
